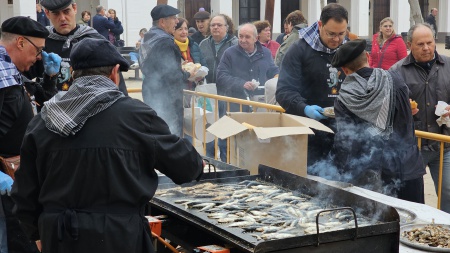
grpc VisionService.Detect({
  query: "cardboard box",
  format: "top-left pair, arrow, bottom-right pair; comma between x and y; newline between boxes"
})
207,112 -> 333,176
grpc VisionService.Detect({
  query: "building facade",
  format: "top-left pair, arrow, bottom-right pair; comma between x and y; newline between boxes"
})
0,0 -> 448,46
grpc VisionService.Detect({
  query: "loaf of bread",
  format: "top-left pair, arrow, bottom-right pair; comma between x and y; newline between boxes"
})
182,62 -> 201,72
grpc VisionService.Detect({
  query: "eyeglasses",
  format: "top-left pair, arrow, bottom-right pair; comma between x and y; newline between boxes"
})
210,23 -> 227,28
324,30 -> 346,39
23,37 -> 44,57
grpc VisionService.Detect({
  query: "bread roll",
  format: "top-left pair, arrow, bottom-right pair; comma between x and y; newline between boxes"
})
410,100 -> 418,109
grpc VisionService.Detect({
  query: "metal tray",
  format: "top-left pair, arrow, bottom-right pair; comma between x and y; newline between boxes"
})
394,207 -> 417,225
400,223 -> 450,252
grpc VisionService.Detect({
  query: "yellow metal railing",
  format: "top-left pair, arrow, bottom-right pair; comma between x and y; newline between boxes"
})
128,88 -> 447,210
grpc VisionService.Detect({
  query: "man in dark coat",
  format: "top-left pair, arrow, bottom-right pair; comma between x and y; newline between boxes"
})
425,8 -> 438,39
139,5 -> 196,136
330,39 -> 425,203
92,5 -> 115,40
276,3 -> 348,166
0,16 -> 50,253
11,37 -> 204,253
25,0 -> 128,108
36,3 -> 50,26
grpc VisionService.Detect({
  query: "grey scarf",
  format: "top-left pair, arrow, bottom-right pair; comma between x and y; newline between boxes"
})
41,76 -> 124,137
47,25 -> 104,49
338,68 -> 395,140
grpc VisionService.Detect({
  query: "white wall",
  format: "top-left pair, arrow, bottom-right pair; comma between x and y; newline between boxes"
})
13,0 -> 35,19
350,0 -> 369,37
391,0 -> 410,35
307,0 -> 321,25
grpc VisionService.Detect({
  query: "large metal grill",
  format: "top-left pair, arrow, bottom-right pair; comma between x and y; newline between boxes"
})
149,165 -> 400,253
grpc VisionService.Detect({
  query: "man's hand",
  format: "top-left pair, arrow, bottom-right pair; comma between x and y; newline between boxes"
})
42,51 -> 62,76
304,105 -> 327,120
244,81 -> 256,91
0,171 -> 13,195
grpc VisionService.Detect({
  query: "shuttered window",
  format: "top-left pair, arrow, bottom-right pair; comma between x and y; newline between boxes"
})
239,0 -> 260,24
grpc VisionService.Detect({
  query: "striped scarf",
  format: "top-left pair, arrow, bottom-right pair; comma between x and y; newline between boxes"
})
338,68 -> 394,140
41,75 -> 124,137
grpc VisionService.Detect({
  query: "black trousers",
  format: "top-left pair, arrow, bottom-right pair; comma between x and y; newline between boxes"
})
1,195 -> 39,253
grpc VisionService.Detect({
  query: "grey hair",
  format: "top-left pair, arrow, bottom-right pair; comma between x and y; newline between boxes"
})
152,20 -> 158,27
0,32 -> 19,43
407,23 -> 434,43
96,5 -> 103,14
238,23 -> 258,39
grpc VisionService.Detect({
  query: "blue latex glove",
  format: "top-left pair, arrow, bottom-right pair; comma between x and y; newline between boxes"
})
0,171 -> 13,195
42,51 -> 62,76
304,105 -> 327,120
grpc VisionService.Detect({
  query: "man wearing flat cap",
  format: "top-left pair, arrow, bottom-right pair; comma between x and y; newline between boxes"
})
330,39 -> 425,203
140,4 -> 197,136
0,16 -> 49,253
191,7 -> 211,45
11,37 -> 204,253
25,0 -> 128,109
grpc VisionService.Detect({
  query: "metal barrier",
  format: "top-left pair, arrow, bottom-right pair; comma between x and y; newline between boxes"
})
128,88 -> 447,210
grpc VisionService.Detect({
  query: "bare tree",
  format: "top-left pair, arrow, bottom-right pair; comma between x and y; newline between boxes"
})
409,0 -> 424,25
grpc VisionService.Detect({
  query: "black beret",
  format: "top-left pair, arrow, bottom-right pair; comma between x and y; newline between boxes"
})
1,16 -> 49,38
331,39 -> 367,68
151,5 -> 180,21
40,0 -> 73,11
193,11 -> 210,20
70,38 -> 129,72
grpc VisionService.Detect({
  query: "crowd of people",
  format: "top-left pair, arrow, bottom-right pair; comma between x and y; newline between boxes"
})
0,0 -> 449,252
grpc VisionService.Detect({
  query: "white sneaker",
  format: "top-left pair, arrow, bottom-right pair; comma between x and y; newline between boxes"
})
130,63 -> 139,69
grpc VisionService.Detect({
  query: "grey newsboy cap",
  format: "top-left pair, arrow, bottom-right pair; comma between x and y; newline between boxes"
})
40,0 -> 73,11
70,38 -> 129,71
331,39 -> 367,68
1,16 -> 49,38
151,5 -> 180,21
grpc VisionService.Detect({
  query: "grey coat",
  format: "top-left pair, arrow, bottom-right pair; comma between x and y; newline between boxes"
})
390,52 -> 450,149
199,35 -> 238,83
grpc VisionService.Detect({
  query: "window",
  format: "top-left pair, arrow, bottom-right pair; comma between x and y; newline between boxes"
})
8,0 -> 13,4
239,0 -> 260,24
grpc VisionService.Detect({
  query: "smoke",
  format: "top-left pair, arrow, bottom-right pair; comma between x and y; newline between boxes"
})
308,119 -> 403,196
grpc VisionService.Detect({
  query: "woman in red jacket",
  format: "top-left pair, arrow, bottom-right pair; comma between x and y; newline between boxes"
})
370,17 -> 407,70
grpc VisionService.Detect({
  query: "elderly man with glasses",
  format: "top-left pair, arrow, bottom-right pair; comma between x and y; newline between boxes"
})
276,3 -> 349,167
0,16 -> 52,253
139,5 -> 197,137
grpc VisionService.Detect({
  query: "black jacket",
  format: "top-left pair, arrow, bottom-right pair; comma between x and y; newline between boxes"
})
333,68 -> 424,183
276,38 -> 345,117
11,96 -> 203,253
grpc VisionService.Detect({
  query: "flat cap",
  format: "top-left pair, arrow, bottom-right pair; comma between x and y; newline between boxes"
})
193,10 -> 210,20
70,38 -> 129,71
40,0 -> 73,11
151,5 -> 180,21
1,16 -> 49,38
331,39 -> 367,68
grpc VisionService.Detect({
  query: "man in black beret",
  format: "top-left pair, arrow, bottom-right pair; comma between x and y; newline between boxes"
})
140,4 -> 197,136
24,0 -> 128,110
329,39 -> 425,203
0,16 -> 50,253
11,37 -> 204,253
191,7 -> 211,44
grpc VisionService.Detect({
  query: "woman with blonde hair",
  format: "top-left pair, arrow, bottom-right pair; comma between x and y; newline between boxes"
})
369,17 -> 407,70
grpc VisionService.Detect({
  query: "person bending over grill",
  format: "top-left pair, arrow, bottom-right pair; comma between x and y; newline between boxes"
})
330,39 -> 425,203
11,38 -> 204,253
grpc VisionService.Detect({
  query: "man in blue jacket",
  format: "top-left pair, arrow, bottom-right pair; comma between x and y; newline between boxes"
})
217,23 -> 279,113
92,5 -> 115,40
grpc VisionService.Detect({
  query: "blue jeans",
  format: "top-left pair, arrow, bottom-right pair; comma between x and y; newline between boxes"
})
129,52 -> 139,63
421,149 -> 450,213
0,216 -> 7,253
